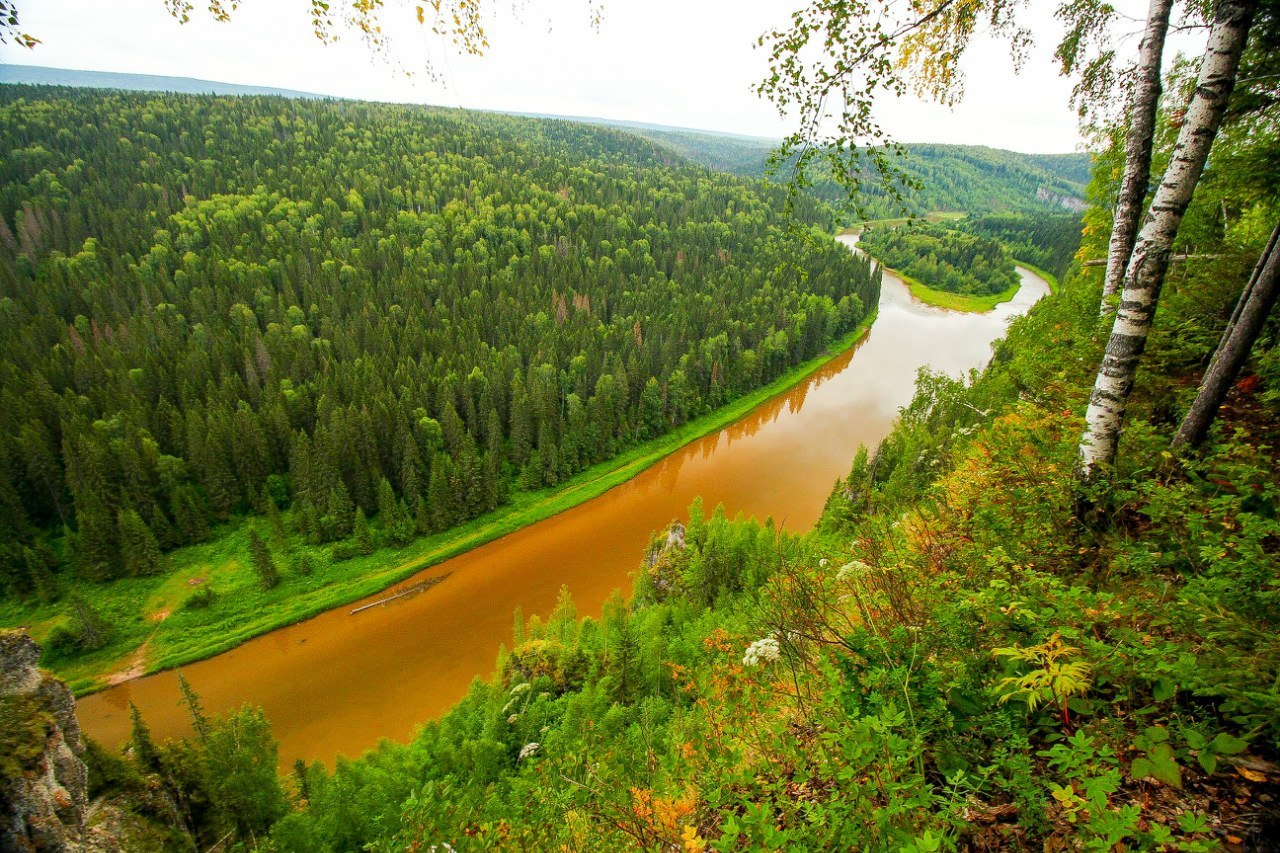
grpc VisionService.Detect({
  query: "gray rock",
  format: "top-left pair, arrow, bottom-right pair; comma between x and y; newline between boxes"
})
0,630 -> 118,852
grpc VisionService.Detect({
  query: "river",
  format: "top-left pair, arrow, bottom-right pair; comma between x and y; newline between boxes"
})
77,238 -> 1050,766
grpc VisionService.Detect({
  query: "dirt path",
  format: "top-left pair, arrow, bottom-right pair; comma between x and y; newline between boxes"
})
105,609 -> 170,686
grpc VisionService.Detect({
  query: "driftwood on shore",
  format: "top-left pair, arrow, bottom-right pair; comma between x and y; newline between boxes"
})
350,573 -> 451,615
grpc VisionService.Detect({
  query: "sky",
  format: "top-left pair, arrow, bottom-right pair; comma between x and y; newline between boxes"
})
0,0 -> 1192,154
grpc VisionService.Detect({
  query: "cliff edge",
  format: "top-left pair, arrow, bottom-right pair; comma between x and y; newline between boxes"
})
0,631 -> 117,853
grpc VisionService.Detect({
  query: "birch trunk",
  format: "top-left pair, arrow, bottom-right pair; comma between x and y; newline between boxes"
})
1078,0 -> 1258,478
1172,219 -> 1280,449
1100,0 -> 1174,312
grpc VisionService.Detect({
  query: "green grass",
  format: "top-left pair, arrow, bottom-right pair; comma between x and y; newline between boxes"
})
838,211 -> 966,235
1011,258 -> 1061,294
896,267 -> 1022,312
4,314 -> 877,696
839,214 -> 1060,308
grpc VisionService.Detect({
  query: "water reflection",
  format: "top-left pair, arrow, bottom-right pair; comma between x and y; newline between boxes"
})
76,242 -> 1048,768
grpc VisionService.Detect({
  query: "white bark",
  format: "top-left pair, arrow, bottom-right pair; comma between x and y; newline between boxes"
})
1079,0 -> 1258,478
1101,0 -> 1173,312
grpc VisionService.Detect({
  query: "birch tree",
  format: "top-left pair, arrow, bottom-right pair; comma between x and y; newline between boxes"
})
1077,0 -> 1259,477
1098,0 -> 1174,310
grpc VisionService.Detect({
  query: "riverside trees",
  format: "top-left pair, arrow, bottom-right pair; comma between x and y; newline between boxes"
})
858,222 -> 1019,297
0,88 -> 878,601
755,0 -> 1274,479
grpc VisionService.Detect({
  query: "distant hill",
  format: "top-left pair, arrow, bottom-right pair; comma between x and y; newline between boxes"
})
0,64 -> 327,100
0,65 -> 1090,218
616,126 -> 1092,219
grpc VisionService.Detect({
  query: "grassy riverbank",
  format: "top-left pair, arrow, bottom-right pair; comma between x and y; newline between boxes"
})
2,313 -> 877,696
896,266 -> 1021,312
843,213 -> 1062,309
895,259 -> 1057,311
839,210 -> 966,234
1011,258 -> 1061,293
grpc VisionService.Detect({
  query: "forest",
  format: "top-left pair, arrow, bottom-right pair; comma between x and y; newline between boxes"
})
0,87 -> 878,643
857,222 -> 1021,298
628,128 -> 1091,221
3,0 -> 1280,847
62,97 -> 1280,844
960,212 -> 1083,281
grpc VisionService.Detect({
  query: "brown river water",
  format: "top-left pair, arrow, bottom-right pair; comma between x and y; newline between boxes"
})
77,238 -> 1049,767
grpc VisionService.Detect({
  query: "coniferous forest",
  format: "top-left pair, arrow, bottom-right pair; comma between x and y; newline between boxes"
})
857,221 -> 1020,297
0,87 -> 877,607
2,0 -> 1280,846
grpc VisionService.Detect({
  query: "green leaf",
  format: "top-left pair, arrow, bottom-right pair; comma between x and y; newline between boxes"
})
1131,757 -> 1154,779
1152,678 -> 1176,701
1178,811 -> 1210,834
1150,744 -> 1182,788
1183,730 -> 1207,751
1197,751 -> 1218,775
1143,726 -> 1170,743
1152,761 -> 1182,787
1210,733 -> 1248,755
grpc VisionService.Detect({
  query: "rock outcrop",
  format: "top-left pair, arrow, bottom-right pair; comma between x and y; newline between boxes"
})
0,631 -> 117,852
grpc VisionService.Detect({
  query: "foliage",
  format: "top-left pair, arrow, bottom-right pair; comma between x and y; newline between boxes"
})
0,85 -> 878,672
0,693 -> 52,779
859,221 -> 1019,297
961,211 -> 1082,280
81,216 -> 1280,849
993,633 -> 1093,727
631,126 -> 1090,223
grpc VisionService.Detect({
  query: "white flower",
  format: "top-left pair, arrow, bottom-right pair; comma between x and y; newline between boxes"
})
742,637 -> 781,667
819,558 -> 829,568
836,560 -> 870,582
518,742 -> 540,762
507,714 -> 519,724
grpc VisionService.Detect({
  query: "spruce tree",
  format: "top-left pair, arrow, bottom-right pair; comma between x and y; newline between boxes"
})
68,593 -> 112,651
177,673 -> 210,741
352,507 -> 374,556
117,507 -> 166,576
247,529 -> 280,590
128,701 -> 162,772
25,546 -> 59,602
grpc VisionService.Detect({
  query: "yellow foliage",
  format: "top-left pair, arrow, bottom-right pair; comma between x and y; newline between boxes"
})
631,786 -> 700,844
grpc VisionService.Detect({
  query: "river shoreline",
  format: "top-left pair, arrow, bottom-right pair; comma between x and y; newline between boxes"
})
75,253 -> 1050,766
52,309 -> 879,698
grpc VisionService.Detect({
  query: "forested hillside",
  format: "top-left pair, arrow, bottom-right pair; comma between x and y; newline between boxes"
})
858,222 -> 1020,297
0,87 -> 877,628
961,211 -> 1083,280
70,144 -> 1280,848
627,127 -> 1091,220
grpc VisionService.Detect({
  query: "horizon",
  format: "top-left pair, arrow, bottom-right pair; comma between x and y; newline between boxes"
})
0,0 -> 1155,155
0,62 -> 1091,158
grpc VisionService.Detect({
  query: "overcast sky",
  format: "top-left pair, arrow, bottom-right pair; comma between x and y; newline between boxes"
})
2,1 -> 1190,153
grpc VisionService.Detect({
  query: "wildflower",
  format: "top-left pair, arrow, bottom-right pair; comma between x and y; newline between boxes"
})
507,714 -> 519,724
836,559 -> 869,582
818,558 -> 828,568
742,637 -> 781,667
518,742 -> 540,762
